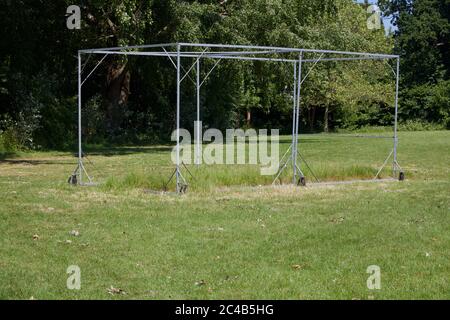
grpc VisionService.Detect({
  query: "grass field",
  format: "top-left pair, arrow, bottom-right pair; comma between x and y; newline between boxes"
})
0,130 -> 449,299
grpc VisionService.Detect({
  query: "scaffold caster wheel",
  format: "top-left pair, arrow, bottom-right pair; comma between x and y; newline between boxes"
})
398,171 -> 405,181
179,184 -> 188,194
298,176 -> 306,186
68,174 -> 77,185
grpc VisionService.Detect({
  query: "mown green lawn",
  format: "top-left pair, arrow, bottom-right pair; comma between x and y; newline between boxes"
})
0,131 -> 449,299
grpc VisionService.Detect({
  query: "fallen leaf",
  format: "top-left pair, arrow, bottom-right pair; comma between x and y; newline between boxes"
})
145,290 -> 158,297
215,197 -> 231,202
330,217 -> 345,224
69,230 -> 80,237
195,280 -> 206,286
32,234 -> 39,241
107,286 -> 126,295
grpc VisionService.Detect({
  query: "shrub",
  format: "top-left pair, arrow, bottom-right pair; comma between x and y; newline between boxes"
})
398,120 -> 445,131
399,81 -> 450,128
0,114 -> 37,151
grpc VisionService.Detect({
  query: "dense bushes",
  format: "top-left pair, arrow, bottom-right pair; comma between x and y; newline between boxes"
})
400,81 -> 450,129
0,0 -> 448,151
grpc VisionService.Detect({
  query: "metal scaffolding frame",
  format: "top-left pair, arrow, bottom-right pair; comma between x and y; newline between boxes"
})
71,42 -> 402,192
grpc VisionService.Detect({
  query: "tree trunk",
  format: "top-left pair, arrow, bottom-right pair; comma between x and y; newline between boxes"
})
324,106 -> 329,133
246,110 -> 251,126
105,62 -> 130,134
309,106 -> 316,132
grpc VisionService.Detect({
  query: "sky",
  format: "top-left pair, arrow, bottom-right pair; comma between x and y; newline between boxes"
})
355,0 -> 397,34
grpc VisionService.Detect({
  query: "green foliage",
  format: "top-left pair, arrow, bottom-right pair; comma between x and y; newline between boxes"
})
398,119 -> 446,131
380,0 -> 449,85
380,0 -> 450,127
0,114 -> 35,151
0,0 -> 448,150
83,94 -> 106,144
400,80 -> 450,127
5,69 -> 76,150
427,80 -> 450,128
336,121 -> 445,133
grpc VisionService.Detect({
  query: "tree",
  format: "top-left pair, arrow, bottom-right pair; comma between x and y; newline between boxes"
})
1,0 -> 424,150
379,0 -> 450,126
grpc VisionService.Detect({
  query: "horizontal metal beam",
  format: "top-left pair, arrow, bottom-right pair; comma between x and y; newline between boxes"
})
80,43 -> 399,59
179,42 -> 398,58
204,55 -> 391,63
79,43 -> 178,53
84,50 -> 393,63
165,50 -> 292,56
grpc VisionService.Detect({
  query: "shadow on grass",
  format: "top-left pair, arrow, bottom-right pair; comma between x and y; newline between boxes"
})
81,145 -> 173,157
0,151 -> 17,161
279,139 -> 334,145
0,159 -> 75,166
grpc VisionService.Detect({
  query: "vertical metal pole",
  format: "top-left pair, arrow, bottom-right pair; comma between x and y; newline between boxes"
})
176,44 -> 181,192
393,57 -> 400,177
196,59 -> 200,166
291,62 -> 297,182
78,52 -> 83,185
293,51 -> 303,184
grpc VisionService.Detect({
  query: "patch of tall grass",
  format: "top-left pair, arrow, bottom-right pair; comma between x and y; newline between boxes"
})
100,162 -> 394,192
